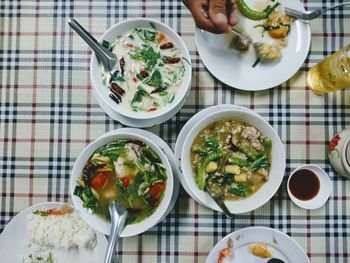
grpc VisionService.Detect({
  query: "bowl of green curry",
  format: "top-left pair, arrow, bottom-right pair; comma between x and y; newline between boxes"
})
179,105 -> 285,214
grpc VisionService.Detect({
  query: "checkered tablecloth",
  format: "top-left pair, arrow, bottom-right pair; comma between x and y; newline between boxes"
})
1,0 -> 349,262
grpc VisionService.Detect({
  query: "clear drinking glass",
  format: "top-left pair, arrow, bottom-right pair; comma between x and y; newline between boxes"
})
307,44 -> 350,95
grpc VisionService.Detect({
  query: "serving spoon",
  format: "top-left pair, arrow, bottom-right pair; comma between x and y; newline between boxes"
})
104,201 -> 128,263
68,18 -> 118,71
285,3 -> 350,21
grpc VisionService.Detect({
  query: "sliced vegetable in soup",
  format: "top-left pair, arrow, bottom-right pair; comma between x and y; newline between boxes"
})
190,119 -> 272,200
100,25 -> 186,113
74,139 -> 167,225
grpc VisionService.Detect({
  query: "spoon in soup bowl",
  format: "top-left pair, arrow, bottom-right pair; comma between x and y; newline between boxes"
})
205,181 -> 234,218
104,201 -> 128,263
68,18 -> 118,72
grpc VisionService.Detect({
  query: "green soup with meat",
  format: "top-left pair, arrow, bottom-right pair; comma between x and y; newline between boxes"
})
190,119 -> 272,200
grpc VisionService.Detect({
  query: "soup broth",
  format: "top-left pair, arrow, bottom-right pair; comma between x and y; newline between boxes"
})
190,119 -> 272,200
101,25 -> 186,113
74,139 -> 167,224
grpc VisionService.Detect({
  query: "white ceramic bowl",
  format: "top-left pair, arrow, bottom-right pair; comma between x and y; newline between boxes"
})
287,164 -> 332,210
180,105 -> 286,214
70,128 -> 174,237
90,18 -> 192,127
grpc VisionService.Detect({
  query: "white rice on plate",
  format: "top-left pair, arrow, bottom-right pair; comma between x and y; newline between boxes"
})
22,251 -> 54,263
26,208 -> 96,250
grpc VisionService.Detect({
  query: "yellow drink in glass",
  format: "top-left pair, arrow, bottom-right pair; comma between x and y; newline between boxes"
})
307,45 -> 350,94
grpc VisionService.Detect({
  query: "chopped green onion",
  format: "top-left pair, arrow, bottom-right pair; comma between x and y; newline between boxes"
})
33,210 -> 49,216
149,22 -> 156,29
102,40 -> 110,49
252,58 -> 260,68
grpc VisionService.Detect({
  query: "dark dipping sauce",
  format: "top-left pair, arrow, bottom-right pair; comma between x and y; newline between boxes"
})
289,169 -> 320,201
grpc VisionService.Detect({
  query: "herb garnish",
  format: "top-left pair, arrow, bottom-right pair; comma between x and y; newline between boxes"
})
102,40 -> 110,49
252,58 -> 260,68
33,210 -> 49,216
263,2 -> 280,18
135,28 -> 156,42
128,46 -> 160,71
144,70 -> 162,87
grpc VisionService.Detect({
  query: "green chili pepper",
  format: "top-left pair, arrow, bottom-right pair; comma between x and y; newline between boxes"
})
196,151 -> 222,190
236,0 -> 267,20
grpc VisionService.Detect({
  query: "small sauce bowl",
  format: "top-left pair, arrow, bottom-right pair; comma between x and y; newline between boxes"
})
287,164 -> 332,209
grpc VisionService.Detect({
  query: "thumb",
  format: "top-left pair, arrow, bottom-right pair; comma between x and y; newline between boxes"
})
209,0 -> 230,32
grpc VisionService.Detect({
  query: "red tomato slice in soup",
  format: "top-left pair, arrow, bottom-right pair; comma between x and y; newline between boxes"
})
91,171 -> 113,189
149,181 -> 165,199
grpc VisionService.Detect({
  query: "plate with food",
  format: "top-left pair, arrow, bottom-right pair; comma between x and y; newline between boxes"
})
205,226 -> 310,263
195,0 -> 311,90
0,202 -> 107,263
176,105 -> 285,214
70,128 -> 175,236
90,18 -> 192,127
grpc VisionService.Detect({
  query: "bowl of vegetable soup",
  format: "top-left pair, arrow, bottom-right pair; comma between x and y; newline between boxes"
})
90,18 -> 192,127
179,105 -> 285,214
70,128 -> 174,237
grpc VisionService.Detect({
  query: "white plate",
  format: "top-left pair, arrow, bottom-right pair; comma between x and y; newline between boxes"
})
92,88 -> 187,128
206,226 -> 310,263
174,104 -> 261,209
195,0 -> 311,90
0,202 -> 107,262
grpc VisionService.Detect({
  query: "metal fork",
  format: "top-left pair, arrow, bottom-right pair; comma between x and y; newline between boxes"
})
285,3 -> 350,20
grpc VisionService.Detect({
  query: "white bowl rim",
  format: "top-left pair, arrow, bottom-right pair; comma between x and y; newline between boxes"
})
70,128 -> 174,237
180,106 -> 286,214
287,164 -> 332,210
90,18 -> 192,120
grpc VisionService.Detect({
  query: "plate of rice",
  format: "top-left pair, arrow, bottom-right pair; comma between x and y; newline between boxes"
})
0,202 -> 107,263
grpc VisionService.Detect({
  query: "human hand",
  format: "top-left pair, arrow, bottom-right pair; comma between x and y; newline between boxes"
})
182,0 -> 239,34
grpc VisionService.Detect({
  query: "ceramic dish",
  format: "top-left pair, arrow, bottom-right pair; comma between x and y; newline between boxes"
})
328,129 -> 350,179
90,18 -> 192,127
174,104 -> 260,208
70,128 -> 174,237
287,164 -> 332,210
205,226 -> 310,263
0,202 -> 107,262
176,105 -> 285,214
195,0 -> 311,90
92,88 -> 186,128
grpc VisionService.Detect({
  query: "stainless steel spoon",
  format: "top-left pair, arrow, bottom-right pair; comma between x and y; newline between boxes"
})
285,3 -> 350,21
104,201 -> 128,263
68,18 -> 118,71
205,184 -> 234,218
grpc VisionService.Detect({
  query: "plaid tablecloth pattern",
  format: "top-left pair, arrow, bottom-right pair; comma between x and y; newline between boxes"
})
1,0 -> 350,262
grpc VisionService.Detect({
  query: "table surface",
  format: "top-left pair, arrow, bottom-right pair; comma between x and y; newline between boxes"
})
1,1 -> 349,262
